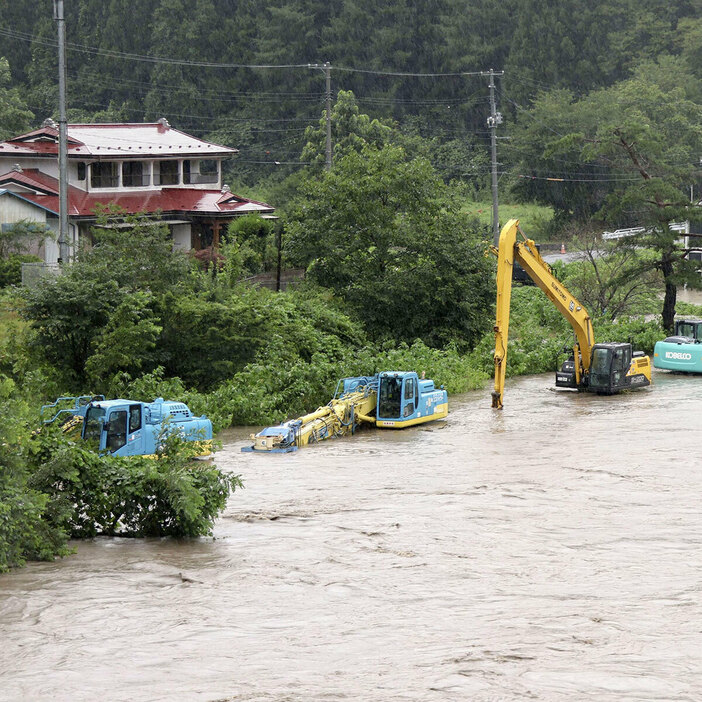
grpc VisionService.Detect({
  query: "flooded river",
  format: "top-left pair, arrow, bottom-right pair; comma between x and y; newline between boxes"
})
2,371 -> 702,701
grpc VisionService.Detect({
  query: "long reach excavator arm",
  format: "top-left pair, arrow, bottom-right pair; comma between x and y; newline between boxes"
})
491,219 -> 650,409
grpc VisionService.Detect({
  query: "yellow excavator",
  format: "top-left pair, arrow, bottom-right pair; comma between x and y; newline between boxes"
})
491,219 -> 651,409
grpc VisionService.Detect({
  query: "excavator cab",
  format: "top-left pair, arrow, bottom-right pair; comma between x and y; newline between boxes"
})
378,373 -> 415,420
672,319 -> 702,343
375,371 -> 448,427
588,343 -> 632,394
587,343 -> 651,394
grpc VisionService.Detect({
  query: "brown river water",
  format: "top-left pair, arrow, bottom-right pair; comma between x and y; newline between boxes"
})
2,370 -> 702,701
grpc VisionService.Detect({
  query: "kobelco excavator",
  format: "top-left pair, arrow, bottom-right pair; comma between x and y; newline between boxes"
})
491,219 -> 651,409
243,371 -> 448,452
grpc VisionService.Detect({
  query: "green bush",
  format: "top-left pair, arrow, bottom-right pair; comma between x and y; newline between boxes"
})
28,426 -> 242,538
594,316 -> 664,355
0,381 -> 70,572
0,254 -> 41,288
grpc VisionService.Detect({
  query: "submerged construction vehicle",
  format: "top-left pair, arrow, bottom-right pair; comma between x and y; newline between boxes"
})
243,371 -> 448,452
491,219 -> 651,409
41,396 -> 213,457
653,319 -> 702,372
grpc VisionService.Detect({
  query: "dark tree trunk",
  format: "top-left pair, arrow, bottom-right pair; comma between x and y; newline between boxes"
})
661,256 -> 676,333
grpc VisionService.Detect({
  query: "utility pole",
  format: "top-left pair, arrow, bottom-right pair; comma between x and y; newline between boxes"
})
483,69 -> 504,246
53,0 -> 69,263
308,63 -> 333,170
324,62 -> 332,171
276,225 -> 282,292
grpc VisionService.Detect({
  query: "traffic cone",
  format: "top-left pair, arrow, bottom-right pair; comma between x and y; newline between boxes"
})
560,242 -> 566,254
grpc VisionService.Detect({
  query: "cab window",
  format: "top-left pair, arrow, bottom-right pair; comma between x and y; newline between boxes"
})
678,322 -> 695,338
379,377 -> 402,418
404,378 -> 415,400
84,406 -> 105,440
129,405 -> 142,433
107,410 -> 127,452
591,348 -> 611,374
612,348 -> 629,371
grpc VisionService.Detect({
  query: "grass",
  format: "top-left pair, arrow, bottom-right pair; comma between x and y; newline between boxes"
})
461,200 -> 555,240
0,289 -> 26,346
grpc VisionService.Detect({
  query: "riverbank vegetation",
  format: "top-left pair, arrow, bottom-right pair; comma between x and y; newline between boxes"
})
4,0 -> 702,570
0,203 -> 685,572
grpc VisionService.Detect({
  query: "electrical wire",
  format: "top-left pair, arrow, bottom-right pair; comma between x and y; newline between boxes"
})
0,25 -> 494,76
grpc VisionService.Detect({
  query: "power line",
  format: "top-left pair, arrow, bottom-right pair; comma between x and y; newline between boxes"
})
517,174 -> 641,183
0,25 -> 494,77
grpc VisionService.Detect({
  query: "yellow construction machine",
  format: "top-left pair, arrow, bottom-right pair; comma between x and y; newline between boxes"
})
491,219 -> 651,409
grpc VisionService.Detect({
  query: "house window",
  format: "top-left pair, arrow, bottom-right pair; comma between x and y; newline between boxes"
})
77,162 -> 86,181
183,158 -> 219,184
157,160 -> 179,185
90,161 -> 119,188
122,161 -> 148,187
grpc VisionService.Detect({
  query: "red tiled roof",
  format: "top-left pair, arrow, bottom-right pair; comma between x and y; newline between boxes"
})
0,169 -> 273,218
0,122 -> 237,159
0,169 -> 60,195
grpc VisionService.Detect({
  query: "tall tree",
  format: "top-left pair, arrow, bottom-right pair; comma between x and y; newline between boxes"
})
286,144 -> 493,348
0,57 -> 34,139
510,58 -> 702,331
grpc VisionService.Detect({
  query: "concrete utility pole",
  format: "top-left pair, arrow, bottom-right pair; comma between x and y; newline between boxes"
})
53,0 -> 69,263
483,69 -> 504,246
324,62 -> 332,170
308,63 -> 333,170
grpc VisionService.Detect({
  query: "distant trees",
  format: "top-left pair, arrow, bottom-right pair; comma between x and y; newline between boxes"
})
1,0 -> 698,186
508,58 -> 702,331
0,57 -> 33,139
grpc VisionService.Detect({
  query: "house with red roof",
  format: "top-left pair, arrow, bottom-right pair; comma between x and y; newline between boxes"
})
0,117 -> 274,264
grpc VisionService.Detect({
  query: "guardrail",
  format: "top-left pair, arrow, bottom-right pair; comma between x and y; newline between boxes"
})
602,222 -> 687,240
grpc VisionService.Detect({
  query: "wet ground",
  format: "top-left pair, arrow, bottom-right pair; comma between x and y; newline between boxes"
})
2,371 -> 702,701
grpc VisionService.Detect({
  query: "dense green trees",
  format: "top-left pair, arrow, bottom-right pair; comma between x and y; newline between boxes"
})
508,59 -> 702,330
287,144 -> 493,348
4,0 -> 702,186
0,57 -> 33,139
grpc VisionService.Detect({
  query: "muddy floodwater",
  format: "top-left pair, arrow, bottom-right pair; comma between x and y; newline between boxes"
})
2,371 -> 702,701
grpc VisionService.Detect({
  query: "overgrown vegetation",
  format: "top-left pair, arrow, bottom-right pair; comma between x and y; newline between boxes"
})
3,1 -> 701,571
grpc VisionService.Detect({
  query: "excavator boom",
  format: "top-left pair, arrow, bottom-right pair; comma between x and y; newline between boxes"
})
492,219 -> 595,409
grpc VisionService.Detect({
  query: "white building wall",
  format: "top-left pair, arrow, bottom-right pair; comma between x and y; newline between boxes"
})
0,158 -> 59,179
0,193 -> 61,263
0,193 -> 46,223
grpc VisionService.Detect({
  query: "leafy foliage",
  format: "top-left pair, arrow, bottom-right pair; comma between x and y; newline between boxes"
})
287,144 -> 493,348
0,381 -> 69,572
301,90 -> 394,168
29,428 -> 241,539
85,291 -> 163,386
508,58 -> 702,330
225,214 -> 278,276
560,227 -> 663,320
0,254 -> 42,289
0,56 -> 33,139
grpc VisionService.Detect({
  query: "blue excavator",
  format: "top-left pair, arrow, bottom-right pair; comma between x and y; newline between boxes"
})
41,396 -> 213,457
653,319 -> 702,372
244,371 -> 448,452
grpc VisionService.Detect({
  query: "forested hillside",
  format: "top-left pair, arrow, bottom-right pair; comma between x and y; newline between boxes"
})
2,0 -> 701,199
